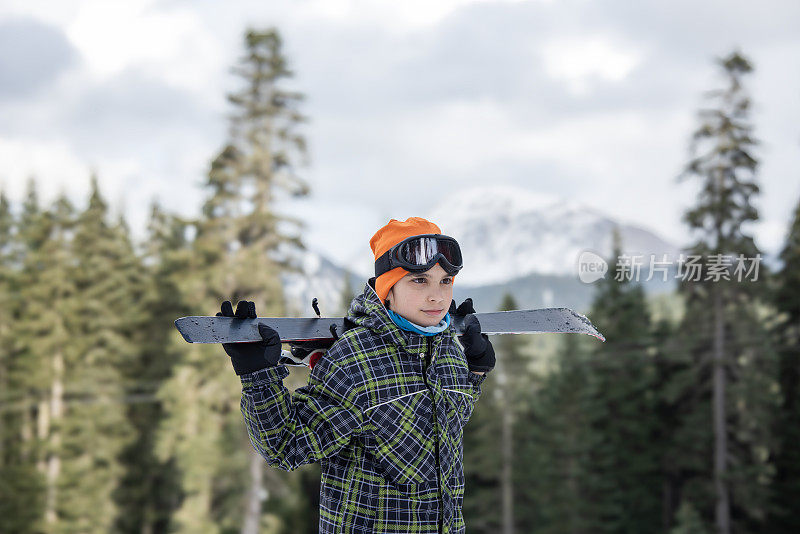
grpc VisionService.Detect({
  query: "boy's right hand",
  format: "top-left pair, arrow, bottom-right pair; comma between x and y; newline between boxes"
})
217,300 -> 283,375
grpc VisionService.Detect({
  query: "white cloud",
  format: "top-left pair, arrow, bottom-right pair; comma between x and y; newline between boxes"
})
540,35 -> 645,96
0,0 -> 797,266
294,0 -> 539,32
388,98 -> 514,173
0,1 -> 81,26
0,137 -> 90,203
64,0 -> 225,100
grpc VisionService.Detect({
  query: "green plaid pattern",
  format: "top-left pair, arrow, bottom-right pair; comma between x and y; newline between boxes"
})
240,277 -> 486,533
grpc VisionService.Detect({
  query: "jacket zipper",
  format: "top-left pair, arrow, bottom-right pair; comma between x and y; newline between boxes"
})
423,336 -> 444,533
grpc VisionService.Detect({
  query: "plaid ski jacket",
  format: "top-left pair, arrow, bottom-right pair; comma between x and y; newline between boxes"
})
239,277 -> 487,533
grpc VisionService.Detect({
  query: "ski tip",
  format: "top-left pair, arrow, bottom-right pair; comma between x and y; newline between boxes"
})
568,310 -> 605,342
174,317 -> 194,343
593,332 -> 606,343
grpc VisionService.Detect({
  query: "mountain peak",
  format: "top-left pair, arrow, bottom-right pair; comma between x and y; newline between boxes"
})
345,185 -> 678,286
284,184 -> 681,311
424,185 -> 679,286
431,185 -> 562,223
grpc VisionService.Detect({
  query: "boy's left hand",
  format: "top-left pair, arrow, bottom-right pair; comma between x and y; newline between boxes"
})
217,300 -> 283,374
449,298 -> 495,373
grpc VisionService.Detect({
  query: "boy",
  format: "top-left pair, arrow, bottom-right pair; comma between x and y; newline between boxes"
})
219,217 -> 495,533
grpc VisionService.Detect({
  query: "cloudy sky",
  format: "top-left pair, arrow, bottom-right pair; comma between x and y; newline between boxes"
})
1,0 -> 798,268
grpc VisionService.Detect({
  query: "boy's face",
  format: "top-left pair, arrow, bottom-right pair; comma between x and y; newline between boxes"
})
386,263 -> 454,327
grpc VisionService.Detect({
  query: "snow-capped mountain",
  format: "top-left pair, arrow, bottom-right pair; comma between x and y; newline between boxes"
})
349,185 -> 681,287
280,185 -> 683,314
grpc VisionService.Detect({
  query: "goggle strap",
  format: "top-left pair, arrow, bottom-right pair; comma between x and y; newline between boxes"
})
375,249 -> 393,277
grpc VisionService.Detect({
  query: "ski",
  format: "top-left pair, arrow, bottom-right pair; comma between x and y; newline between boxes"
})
174,307 -> 605,344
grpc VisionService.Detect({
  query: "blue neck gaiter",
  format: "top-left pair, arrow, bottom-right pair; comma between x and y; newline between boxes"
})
386,309 -> 451,336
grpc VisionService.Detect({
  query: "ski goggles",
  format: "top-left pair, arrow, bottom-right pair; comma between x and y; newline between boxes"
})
375,234 -> 463,277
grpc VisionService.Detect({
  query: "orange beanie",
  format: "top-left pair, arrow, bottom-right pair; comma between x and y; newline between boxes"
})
369,217 -> 455,303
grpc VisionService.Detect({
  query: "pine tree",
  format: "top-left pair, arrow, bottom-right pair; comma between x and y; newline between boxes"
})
11,183 -> 81,533
112,202 -> 187,533
0,190 -> 14,499
514,330 -> 595,534
4,178 -> 137,532
650,313 -> 693,532
764,194 -> 800,532
579,229 -> 662,533
155,26 -> 310,533
495,293 -> 527,534
670,502 -> 709,534
0,187 -> 47,533
462,358 -> 502,532
513,230 -> 665,533
675,49 -> 777,533
463,293 -> 529,533
42,177 -> 138,532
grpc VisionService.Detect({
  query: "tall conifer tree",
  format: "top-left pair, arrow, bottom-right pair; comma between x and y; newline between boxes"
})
650,311 -> 694,531
156,27 -> 310,533
515,328 -> 594,534
495,293 -> 527,534
676,50 -> 776,533
12,184 -> 79,532
44,177 -> 137,532
0,188 -> 47,533
580,229 -> 661,533
463,293 -> 529,533
764,195 -> 800,532
113,202 -> 186,533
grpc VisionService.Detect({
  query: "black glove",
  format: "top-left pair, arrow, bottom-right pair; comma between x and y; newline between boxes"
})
217,300 -> 282,375
449,298 -> 495,373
